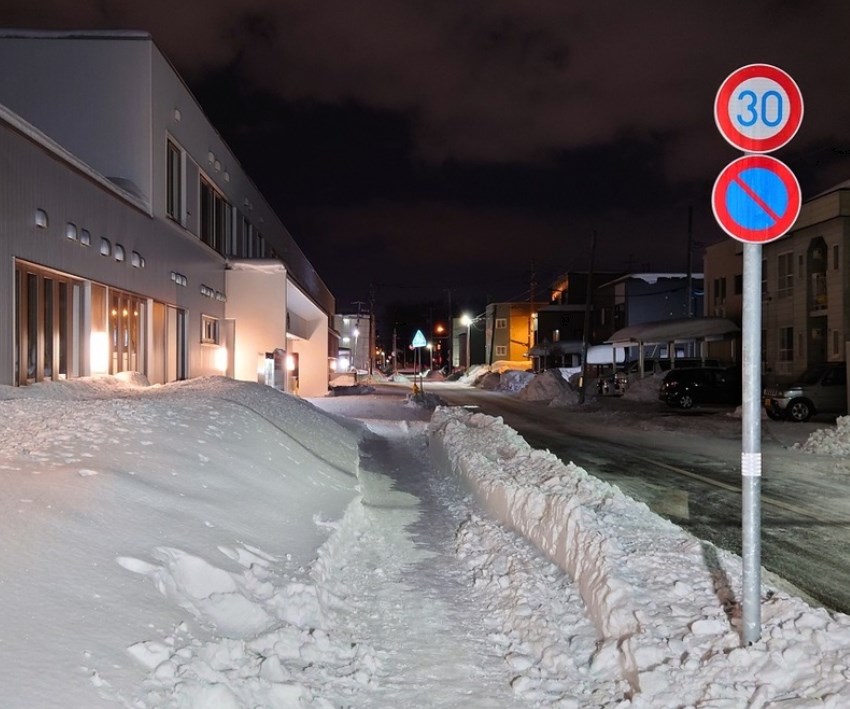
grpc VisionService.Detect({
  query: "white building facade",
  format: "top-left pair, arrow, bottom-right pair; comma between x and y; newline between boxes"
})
0,31 -> 334,395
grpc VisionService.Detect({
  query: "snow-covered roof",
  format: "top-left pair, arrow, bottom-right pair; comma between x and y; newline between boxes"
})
606,317 -> 740,345
597,272 -> 704,288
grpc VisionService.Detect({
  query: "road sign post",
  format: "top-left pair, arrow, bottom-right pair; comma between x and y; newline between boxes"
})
713,64 -> 803,646
412,329 -> 427,393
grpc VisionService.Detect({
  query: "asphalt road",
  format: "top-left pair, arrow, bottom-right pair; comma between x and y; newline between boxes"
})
430,383 -> 850,614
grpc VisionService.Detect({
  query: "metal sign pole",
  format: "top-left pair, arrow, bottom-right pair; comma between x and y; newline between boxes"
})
741,241 -> 762,644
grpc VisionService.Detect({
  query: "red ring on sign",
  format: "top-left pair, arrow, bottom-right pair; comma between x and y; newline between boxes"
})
712,155 -> 801,244
714,64 -> 803,153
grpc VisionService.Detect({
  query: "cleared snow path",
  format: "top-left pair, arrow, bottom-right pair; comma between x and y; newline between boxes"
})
317,417 -> 628,706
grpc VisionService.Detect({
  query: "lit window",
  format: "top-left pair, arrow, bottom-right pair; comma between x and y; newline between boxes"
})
100,238 -> 112,256
114,244 -> 125,262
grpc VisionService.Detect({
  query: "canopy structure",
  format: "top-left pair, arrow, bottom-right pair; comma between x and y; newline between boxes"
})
605,317 -> 740,379
606,317 -> 740,347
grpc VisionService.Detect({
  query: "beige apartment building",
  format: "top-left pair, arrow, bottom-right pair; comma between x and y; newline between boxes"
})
704,179 -> 850,384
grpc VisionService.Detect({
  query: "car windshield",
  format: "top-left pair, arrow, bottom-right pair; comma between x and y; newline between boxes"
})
796,364 -> 830,386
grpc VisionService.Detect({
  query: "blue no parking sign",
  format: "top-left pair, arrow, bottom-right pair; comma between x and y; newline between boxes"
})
711,154 -> 801,244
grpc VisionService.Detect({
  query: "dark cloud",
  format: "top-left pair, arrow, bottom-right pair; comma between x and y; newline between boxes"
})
3,1 -> 850,310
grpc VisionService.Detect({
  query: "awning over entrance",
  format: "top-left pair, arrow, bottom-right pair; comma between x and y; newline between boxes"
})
606,317 -> 740,346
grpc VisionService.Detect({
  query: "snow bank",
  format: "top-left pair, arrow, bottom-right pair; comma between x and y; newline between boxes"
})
497,369 -> 535,393
621,373 -> 665,402
516,369 -> 573,402
428,406 -> 850,705
794,415 -> 850,455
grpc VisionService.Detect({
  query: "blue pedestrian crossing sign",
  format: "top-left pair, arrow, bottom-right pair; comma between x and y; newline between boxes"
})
411,330 -> 427,348
712,154 -> 801,244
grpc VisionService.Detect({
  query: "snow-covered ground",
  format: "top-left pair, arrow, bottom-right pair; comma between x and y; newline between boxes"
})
1,372 -> 849,707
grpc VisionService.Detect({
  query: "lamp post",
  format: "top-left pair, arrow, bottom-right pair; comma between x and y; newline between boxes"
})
460,313 -> 472,369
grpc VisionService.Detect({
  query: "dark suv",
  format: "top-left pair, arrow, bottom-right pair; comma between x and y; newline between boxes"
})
659,367 -> 742,409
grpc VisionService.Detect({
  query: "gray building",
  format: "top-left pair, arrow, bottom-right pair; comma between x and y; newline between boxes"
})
0,30 -> 333,395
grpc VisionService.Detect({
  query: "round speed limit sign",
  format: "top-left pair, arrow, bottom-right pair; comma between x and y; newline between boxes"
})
714,64 -> 803,153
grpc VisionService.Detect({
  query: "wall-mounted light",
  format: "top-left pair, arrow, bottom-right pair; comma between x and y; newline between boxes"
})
214,160 -> 221,171
131,251 -> 142,268
207,151 -> 215,164
80,229 -> 91,246
99,237 -> 112,256
114,244 -> 125,262
35,209 -> 48,229
214,346 -> 228,372
65,223 -> 78,241
224,172 -> 230,183
173,108 -> 182,122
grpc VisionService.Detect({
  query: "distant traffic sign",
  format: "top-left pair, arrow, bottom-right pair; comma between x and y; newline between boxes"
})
714,64 -> 803,153
411,330 -> 427,348
712,155 -> 801,243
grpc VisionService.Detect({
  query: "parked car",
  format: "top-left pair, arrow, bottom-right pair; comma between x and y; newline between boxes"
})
617,357 -> 722,391
763,362 -> 847,422
658,367 -> 742,409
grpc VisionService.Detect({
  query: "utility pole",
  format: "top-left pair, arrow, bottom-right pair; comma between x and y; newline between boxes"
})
686,206 -> 694,318
368,285 -> 376,376
578,231 -> 597,405
528,260 -> 536,357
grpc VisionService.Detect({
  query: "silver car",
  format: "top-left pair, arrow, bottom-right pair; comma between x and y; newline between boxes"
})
764,362 -> 847,422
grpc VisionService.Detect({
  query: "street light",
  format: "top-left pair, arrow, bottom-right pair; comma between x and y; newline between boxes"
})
460,313 -> 472,369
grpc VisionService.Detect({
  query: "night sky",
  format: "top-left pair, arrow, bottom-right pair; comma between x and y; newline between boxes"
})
4,2 -> 850,324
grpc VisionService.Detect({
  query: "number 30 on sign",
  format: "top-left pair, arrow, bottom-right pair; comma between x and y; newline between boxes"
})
714,64 -> 803,154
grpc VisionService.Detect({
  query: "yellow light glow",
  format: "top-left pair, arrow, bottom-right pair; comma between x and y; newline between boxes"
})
214,346 -> 228,372
90,331 -> 109,374
286,355 -> 296,372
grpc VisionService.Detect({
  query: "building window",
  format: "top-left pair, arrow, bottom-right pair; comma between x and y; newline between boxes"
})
495,318 -> 507,329
812,273 -> 827,310
201,315 -> 220,344
777,252 -> 793,297
495,345 -> 507,357
779,327 -> 793,362
713,277 -> 726,305
200,176 -> 231,255
166,139 -> 183,223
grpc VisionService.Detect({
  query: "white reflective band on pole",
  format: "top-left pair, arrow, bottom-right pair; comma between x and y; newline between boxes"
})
741,452 -> 762,478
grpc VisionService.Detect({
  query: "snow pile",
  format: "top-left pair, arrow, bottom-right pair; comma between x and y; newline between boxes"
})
0,376 -> 366,707
622,373 -> 665,402
428,406 -> 850,706
479,372 -> 502,390
456,364 -> 491,386
794,415 -> 850,455
516,368 -> 572,402
497,369 -> 535,393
